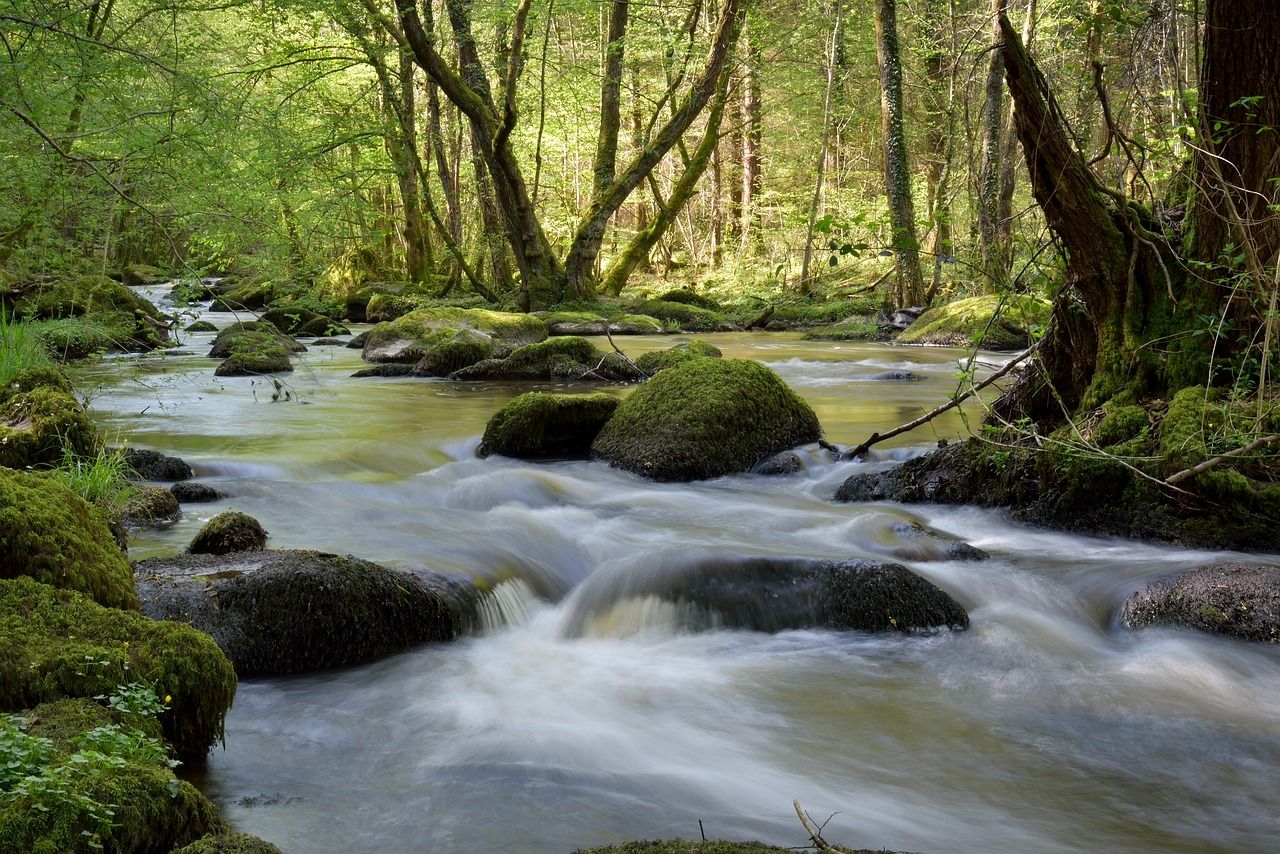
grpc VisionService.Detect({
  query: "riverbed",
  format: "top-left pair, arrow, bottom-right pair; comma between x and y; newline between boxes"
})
80,292 -> 1280,853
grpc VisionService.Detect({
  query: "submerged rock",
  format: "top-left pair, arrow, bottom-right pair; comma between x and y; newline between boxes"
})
562,555 -> 969,636
479,392 -> 620,459
1121,564 -> 1280,643
0,468 -> 138,609
751,450 -> 804,475
122,447 -> 194,481
188,510 -> 267,555
133,550 -> 477,677
592,359 -> 822,482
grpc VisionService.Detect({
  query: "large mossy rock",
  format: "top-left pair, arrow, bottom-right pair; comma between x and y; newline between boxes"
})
0,386 -> 97,469
13,274 -> 169,354
0,576 -> 237,761
1121,564 -> 1280,643
0,469 -> 137,610
214,347 -> 293,377
634,339 -> 722,375
0,698 -> 225,854
188,511 -> 267,555
122,486 -> 181,527
134,550 -> 477,677
207,322 -> 304,358
591,359 -> 822,482
478,392 -> 620,459
174,833 -> 283,854
537,310 -> 664,336
362,307 -> 547,364
209,280 -> 273,312
895,293 -> 1049,350
562,556 -> 969,636
447,336 -> 645,381
632,299 -> 729,332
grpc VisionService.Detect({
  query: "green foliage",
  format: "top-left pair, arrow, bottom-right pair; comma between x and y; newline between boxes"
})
0,576 -> 237,762
0,308 -> 52,387
43,446 -> 137,519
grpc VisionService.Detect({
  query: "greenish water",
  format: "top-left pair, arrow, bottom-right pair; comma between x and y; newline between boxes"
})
81,294 -> 1280,853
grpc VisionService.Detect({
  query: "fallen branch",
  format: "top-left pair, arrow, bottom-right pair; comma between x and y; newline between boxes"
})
1165,435 -> 1280,485
604,327 -> 649,378
844,345 -> 1037,459
792,800 -> 851,854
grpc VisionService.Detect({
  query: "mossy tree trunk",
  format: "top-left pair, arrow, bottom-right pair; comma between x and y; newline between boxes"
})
993,1 -> 1278,425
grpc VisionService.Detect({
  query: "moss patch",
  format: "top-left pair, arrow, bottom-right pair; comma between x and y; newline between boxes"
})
0,577 -> 237,761
632,300 -> 727,332
122,487 -> 181,527
188,511 -> 267,555
479,392 -> 620,459
411,328 -> 495,377
592,359 -> 822,481
0,387 -> 98,469
14,275 -> 168,355
207,323 -> 304,359
802,317 -> 882,341
896,293 -> 1050,350
449,336 -> 604,381
634,339 -> 722,375
0,366 -> 72,404
0,469 -> 136,609
363,307 -> 546,364
174,833 -> 283,854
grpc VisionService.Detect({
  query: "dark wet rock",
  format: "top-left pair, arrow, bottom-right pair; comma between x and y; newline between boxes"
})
171,481 -> 222,503
188,510 -> 267,555
886,522 -> 988,561
1120,564 -> 1280,643
123,486 -> 181,527
352,364 -> 414,378
133,549 -> 478,677
259,305 -> 324,334
752,450 -> 804,476
879,306 -> 925,331
185,320 -> 217,332
296,316 -> 349,337
346,330 -> 370,349
562,555 -> 969,636
122,447 -> 194,481
867,370 -> 925,381
592,359 -> 822,482
479,392 -> 620,459
634,339 -> 722,376
310,337 -> 347,346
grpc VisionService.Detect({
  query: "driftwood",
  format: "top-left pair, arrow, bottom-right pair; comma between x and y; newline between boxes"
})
1165,435 -> 1280,485
792,799 -> 851,853
844,345 -> 1037,458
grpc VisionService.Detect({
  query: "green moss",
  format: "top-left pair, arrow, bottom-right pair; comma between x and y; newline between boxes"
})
121,263 -> 170,285
1159,386 -> 1218,470
213,350 -> 293,377
188,511 -> 267,555
802,317 -> 881,341
1,365 -> 72,400
364,307 -> 547,363
479,392 -> 620,459
1094,404 -> 1150,449
15,276 -> 161,323
592,359 -> 822,482
634,339 -> 723,375
122,487 -> 180,526
0,699 -> 224,854
633,300 -> 726,332
0,387 -> 97,469
364,292 -> 425,323
210,280 -> 273,312
896,294 -> 1050,349
207,323 -> 303,359
655,288 -> 721,311
174,833 -> 283,854
770,296 -> 880,326
0,577 -> 237,761
413,328 -> 495,376
184,321 -> 217,333
0,469 -> 135,609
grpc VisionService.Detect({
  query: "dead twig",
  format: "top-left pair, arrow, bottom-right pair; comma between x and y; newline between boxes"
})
792,800 -> 851,853
1165,435 -> 1280,485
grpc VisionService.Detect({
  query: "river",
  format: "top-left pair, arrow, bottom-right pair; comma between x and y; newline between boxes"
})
78,288 -> 1280,853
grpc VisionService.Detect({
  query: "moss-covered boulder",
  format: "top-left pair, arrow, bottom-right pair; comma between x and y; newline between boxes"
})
188,511 -> 267,555
0,698 -> 225,854
895,293 -> 1049,350
14,274 -> 169,354
562,556 -> 969,636
409,327 -> 498,377
207,322 -> 304,359
0,365 -> 73,403
0,576 -> 237,761
592,359 -> 822,481
122,448 -> 193,482
122,487 -> 181,527
0,469 -> 137,610
134,550 -> 477,677
296,316 -> 349,337
655,288 -> 721,311
213,347 -> 293,377
174,833 -> 283,854
538,310 -> 664,336
1121,564 -> 1280,643
209,280 -> 273,312
634,339 -> 722,375
259,304 -> 325,335
0,386 -> 97,468
170,482 -> 221,503
362,307 -> 547,364
121,263 -> 171,285
448,336 -> 605,381
633,299 -> 729,332
478,392 -> 620,459
364,292 -> 424,323
185,320 -> 217,333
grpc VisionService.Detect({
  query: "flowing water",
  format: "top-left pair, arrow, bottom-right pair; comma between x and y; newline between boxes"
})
79,287 -> 1280,853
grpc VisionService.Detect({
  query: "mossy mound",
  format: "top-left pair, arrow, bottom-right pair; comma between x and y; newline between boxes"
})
362,307 -> 547,364
0,387 -> 98,469
207,323 -> 304,359
188,511 -> 267,555
563,556 -> 968,636
802,317 -> 882,341
449,336 -> 609,381
122,448 -> 193,482
14,275 -> 169,354
364,292 -> 426,323
134,550 -> 476,677
0,365 -> 73,403
295,316 -> 349,337
259,304 -> 327,335
0,469 -> 137,610
896,293 -> 1049,350
539,311 -> 664,336
410,328 -> 497,377
634,339 -> 722,375
214,348 -> 293,377
174,833 -> 283,854
0,576 -> 237,761
15,275 -> 161,323
121,263 -> 171,285
655,288 -> 721,311
632,299 -> 729,332
209,280 -> 273,312
478,392 -> 620,459
592,359 -> 822,482
0,699 -> 224,854
122,487 -> 181,527
184,320 -> 217,333
1121,564 -> 1280,643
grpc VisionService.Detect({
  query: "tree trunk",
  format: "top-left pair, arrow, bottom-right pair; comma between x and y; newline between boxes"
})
977,0 -> 1008,290
995,0 -> 1036,276
920,0 -> 955,301
874,0 -> 925,306
800,0 -> 843,293
741,26 -> 762,246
